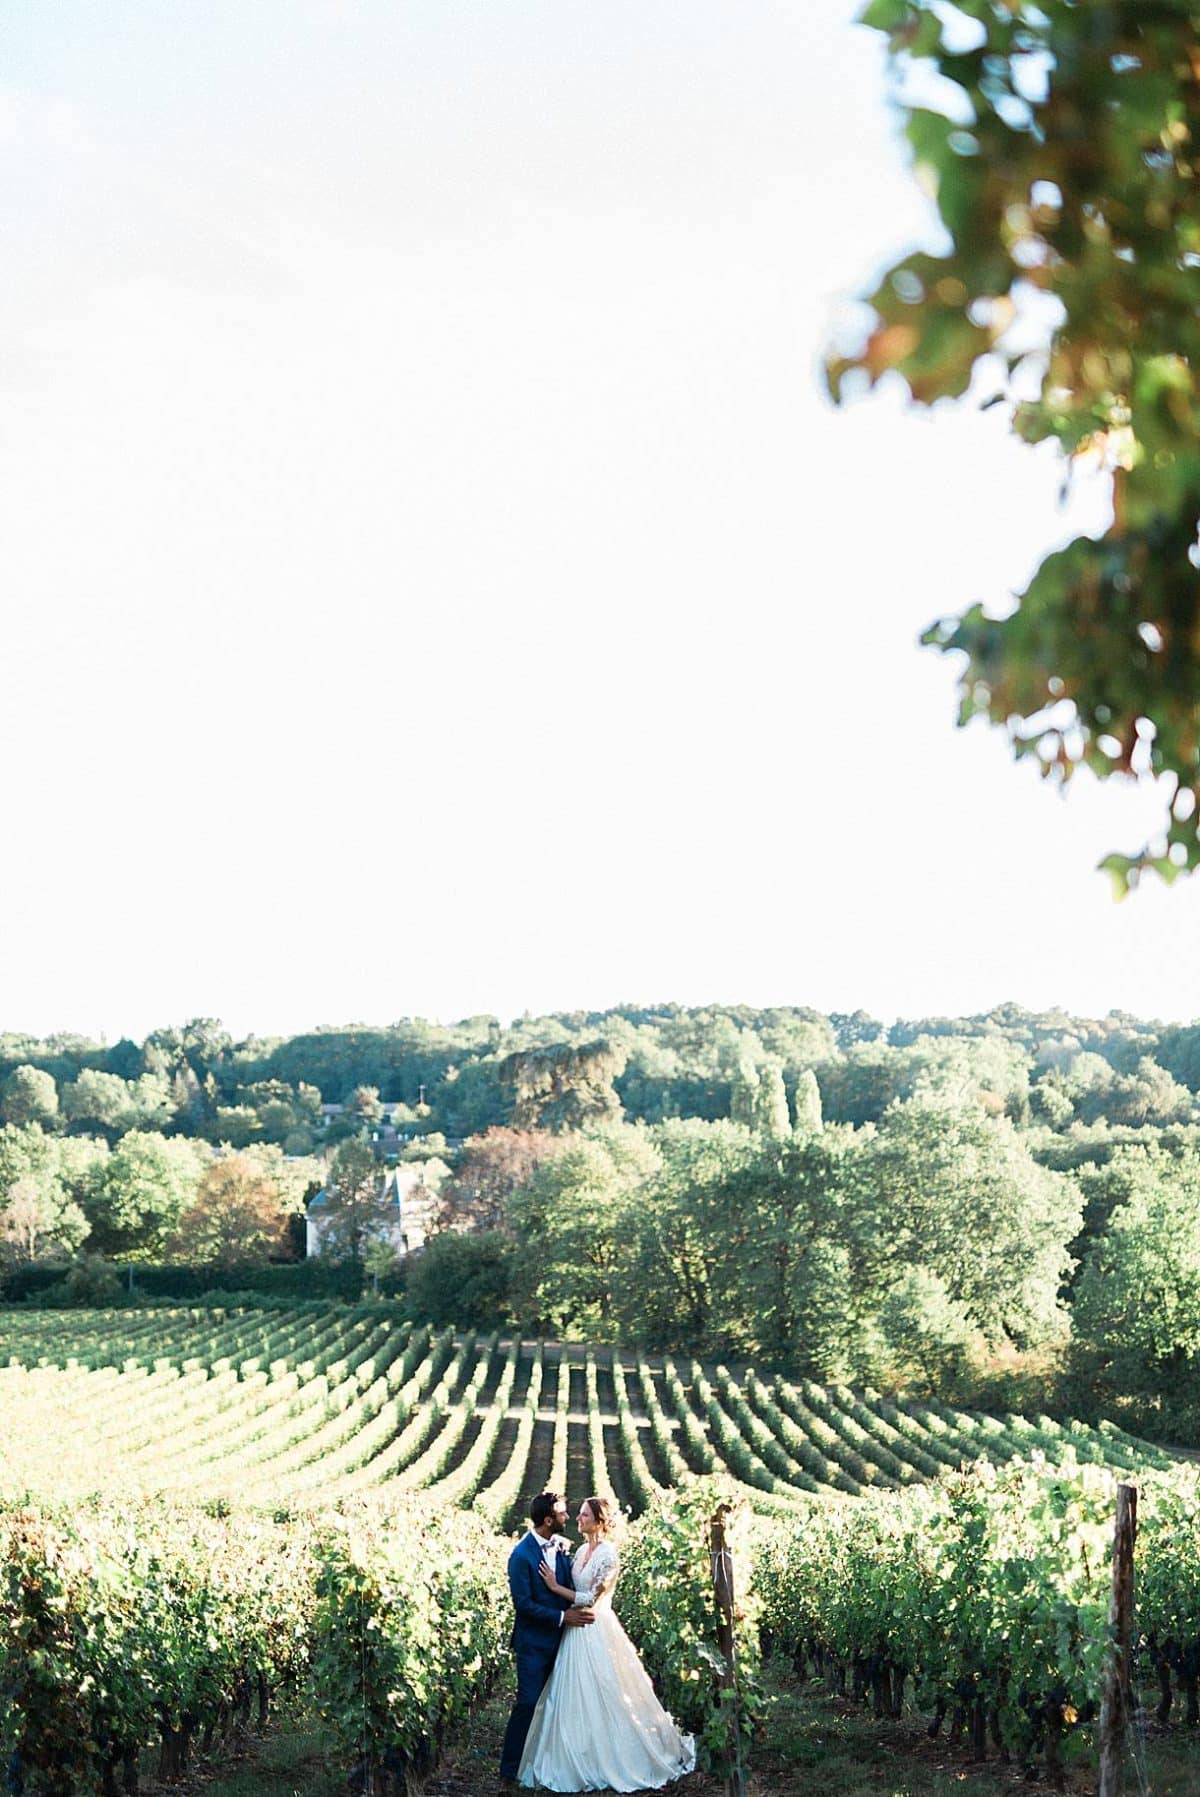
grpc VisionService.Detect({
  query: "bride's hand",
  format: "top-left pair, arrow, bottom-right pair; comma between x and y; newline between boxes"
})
538,1563 -> 569,1597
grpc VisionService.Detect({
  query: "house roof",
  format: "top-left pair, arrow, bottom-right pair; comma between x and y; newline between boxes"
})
307,1166 -> 426,1213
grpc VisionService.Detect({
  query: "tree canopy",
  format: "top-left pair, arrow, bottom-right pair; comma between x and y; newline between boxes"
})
834,0 -> 1200,888
1070,1142 -> 1200,1438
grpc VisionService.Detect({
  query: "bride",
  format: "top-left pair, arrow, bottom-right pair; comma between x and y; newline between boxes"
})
517,1495 -> 696,1793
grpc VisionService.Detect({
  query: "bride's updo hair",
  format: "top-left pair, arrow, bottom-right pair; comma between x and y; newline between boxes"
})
583,1495 -> 614,1534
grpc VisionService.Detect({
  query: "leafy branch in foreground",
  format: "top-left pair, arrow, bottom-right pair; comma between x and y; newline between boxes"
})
832,1 -> 1200,889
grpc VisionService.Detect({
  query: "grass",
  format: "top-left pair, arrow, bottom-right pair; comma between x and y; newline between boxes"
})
139,1710 -> 342,1797
751,1669 -> 1200,1797
142,1665 -> 1200,1797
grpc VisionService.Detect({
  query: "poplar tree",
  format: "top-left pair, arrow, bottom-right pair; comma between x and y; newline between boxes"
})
792,1068 -> 824,1136
753,1060 -> 792,1141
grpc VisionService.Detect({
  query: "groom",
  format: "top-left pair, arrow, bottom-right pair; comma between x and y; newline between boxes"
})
499,1491 -> 595,1784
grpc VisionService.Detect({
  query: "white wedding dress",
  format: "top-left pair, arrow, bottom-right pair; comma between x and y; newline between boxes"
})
517,1540 -> 696,1793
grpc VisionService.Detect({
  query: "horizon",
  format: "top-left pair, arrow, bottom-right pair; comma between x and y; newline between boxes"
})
3,989 -> 1193,1049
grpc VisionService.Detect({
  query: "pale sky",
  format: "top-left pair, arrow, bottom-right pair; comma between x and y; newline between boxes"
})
2,0 -> 1197,1044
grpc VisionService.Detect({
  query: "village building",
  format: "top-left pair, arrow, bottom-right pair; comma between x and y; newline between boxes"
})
304,1164 -> 440,1259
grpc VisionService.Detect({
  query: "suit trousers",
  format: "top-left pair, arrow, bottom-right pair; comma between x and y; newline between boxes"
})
500,1634 -> 559,1778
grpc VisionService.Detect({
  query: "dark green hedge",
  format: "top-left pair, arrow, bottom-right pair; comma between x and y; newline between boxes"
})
1,1259 -> 406,1305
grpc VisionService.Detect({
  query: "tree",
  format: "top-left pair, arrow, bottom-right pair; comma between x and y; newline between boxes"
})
145,1017 -> 232,1079
710,1127 -> 866,1371
497,1041 -> 627,1132
1047,1050 -> 1195,1128
104,1037 -> 144,1081
347,1085 -> 384,1124
170,1061 -> 208,1128
317,1138 -> 384,1265
51,1254 -> 124,1306
829,1010 -> 886,1050
792,1069 -> 824,1136
435,1127 -> 565,1231
0,1123 -> 68,1197
2,1177 -> 52,1261
1072,1142 -> 1171,1249
0,1173 -> 88,1263
127,1073 -> 174,1129
1071,1146 -> 1200,1440
83,1131 -> 208,1258
834,2 -> 1200,886
874,1265 -> 977,1394
406,1231 -> 513,1328
505,1127 -> 659,1335
618,1119 -> 761,1351
169,1152 -> 293,1269
240,1142 -> 322,1219
855,1102 -> 1081,1345
752,1060 -> 791,1140
209,1105 -> 263,1149
60,1069 -> 132,1133
55,1133 -> 110,1211
1,1065 -> 59,1130
398,1133 -> 449,1163
728,1057 -> 760,1128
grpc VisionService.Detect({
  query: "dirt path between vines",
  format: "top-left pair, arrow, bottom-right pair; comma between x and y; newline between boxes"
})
145,1668 -> 1200,1797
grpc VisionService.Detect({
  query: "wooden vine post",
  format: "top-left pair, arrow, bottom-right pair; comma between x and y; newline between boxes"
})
709,1504 -> 746,1797
1097,1481 -> 1138,1797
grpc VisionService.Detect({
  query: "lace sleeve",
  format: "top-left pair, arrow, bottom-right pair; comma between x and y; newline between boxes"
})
572,1542 -> 619,1607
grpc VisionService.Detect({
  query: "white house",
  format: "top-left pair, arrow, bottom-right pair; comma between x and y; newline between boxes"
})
305,1165 -> 439,1260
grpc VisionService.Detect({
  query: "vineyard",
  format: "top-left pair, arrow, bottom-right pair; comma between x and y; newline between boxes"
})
2,1300 -> 1199,1796
0,1299 -> 1175,1520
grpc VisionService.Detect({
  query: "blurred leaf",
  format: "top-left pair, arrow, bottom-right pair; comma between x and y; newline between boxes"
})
833,1 -> 1200,888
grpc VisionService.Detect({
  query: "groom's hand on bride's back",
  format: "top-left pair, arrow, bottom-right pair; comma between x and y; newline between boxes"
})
563,1607 -> 596,1628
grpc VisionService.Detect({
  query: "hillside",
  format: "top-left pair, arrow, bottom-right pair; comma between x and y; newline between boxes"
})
0,1300 -> 1175,1524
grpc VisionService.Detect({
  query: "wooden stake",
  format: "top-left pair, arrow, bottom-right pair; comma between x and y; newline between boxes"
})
709,1505 -> 746,1797
1097,1481 -> 1138,1797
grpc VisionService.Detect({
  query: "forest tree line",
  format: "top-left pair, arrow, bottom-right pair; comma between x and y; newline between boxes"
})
4,1003 -> 1200,1147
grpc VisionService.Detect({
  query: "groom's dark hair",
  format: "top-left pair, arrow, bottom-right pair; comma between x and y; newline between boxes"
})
529,1493 -> 562,1527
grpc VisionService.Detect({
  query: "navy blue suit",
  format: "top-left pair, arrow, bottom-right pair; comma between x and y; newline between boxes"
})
499,1532 -> 574,1779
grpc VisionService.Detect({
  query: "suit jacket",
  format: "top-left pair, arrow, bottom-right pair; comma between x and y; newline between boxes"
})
508,1532 -> 574,1650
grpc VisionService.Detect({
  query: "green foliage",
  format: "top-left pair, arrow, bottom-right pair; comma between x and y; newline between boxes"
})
816,1034 -> 1032,1128
620,1482 -> 766,1772
1,1065 -> 59,1130
405,1229 -> 513,1328
729,1056 -> 760,1128
43,1253 -> 124,1306
873,1266 -> 975,1393
309,1506 -> 507,1784
756,1454 -> 1200,1777
705,1129 -> 863,1371
1040,1052 -> 1196,1130
1071,1145 -> 1200,1441
1139,1469 -> 1200,1696
856,1101 -> 1082,1345
1,1003 -> 1197,1370
835,1 -> 1200,886
497,1038 -> 628,1132
317,1138 -> 385,1266
466,1101 -> 1083,1372
60,1067 -> 173,1136
82,1130 -> 209,1260
0,1499 -> 312,1793
0,1124 -> 93,1265
792,1068 -> 823,1135
505,1126 -> 660,1335
617,1118 -> 760,1350
753,1059 -> 791,1140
